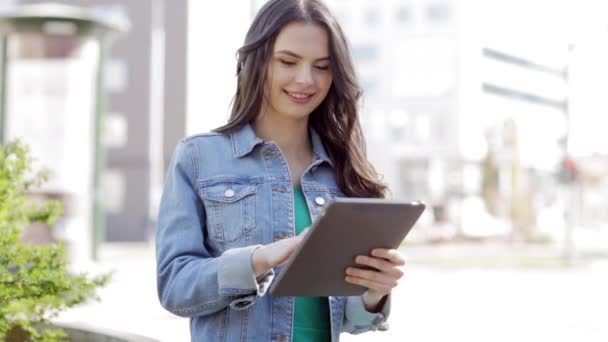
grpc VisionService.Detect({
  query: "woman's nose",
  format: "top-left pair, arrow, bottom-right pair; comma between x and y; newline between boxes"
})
294,66 -> 314,85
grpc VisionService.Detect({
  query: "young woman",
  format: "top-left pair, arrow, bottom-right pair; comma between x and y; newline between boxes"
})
156,0 -> 406,341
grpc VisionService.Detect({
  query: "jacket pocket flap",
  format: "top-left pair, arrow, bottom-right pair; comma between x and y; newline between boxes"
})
199,183 -> 256,203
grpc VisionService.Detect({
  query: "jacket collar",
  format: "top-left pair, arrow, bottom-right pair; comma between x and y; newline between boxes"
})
230,123 -> 333,166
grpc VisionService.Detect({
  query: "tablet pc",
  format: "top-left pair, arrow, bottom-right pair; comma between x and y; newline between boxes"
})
269,198 -> 425,297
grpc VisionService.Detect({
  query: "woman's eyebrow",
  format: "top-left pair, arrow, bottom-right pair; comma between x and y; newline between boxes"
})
275,49 -> 330,62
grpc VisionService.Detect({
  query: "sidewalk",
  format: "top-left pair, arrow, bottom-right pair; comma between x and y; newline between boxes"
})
402,240 -> 576,268
53,242 -> 190,342
52,240 -> 606,341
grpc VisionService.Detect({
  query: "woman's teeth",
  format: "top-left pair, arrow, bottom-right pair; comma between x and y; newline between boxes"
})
287,92 -> 311,99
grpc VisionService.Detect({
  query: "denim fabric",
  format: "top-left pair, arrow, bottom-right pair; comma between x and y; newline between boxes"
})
156,124 -> 390,341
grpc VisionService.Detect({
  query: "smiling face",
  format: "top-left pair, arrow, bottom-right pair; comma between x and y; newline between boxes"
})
262,21 -> 333,122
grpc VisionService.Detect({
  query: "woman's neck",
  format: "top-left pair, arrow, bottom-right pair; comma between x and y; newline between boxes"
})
253,113 -> 312,161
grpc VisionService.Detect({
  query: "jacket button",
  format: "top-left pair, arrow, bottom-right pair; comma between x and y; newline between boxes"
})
315,196 -> 326,206
224,189 -> 235,198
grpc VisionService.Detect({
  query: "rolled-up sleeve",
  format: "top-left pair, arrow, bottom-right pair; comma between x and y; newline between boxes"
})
156,141 -> 272,317
342,294 -> 391,334
219,245 -> 275,309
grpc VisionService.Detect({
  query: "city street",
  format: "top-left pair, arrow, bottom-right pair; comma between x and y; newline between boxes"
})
345,261 -> 608,342
3,1 -> 608,342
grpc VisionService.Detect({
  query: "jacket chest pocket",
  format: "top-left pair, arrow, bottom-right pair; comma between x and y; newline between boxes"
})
198,183 -> 257,244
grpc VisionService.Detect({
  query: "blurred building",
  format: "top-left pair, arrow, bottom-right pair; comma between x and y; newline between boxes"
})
8,0 -> 605,245
0,0 -> 17,9
327,0 -> 608,238
328,0 -> 460,204
304,0 -> 463,237
12,0 -> 189,244
324,0 -> 607,239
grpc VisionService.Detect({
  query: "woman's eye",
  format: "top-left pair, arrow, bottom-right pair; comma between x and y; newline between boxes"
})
280,60 -> 296,66
315,65 -> 330,70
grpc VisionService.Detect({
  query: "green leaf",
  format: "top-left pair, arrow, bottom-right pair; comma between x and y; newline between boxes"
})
0,139 -> 111,340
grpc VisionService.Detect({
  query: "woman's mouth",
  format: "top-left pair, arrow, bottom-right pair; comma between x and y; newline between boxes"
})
284,90 -> 314,104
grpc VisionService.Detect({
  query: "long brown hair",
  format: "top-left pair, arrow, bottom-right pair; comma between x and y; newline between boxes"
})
215,0 -> 387,198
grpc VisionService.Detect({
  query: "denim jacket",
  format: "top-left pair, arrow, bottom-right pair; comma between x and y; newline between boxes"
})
156,124 -> 390,342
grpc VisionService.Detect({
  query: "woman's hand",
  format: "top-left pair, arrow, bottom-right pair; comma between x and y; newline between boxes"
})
345,248 -> 405,312
251,230 -> 309,277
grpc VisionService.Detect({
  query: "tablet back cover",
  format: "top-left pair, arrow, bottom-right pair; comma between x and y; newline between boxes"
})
270,199 -> 425,297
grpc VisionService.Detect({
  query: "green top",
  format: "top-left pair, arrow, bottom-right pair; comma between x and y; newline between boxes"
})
292,187 -> 331,342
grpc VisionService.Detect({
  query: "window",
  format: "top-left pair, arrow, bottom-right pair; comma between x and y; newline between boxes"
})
106,58 -> 128,93
365,8 -> 380,27
396,6 -> 411,24
435,114 -> 446,143
351,45 -> 378,63
398,159 -> 429,200
414,115 -> 431,143
333,9 -> 351,27
103,112 -> 129,148
360,78 -> 378,96
427,3 -> 451,22
103,169 -> 126,214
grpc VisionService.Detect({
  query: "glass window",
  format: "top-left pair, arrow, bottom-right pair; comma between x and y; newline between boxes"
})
334,9 -> 350,27
360,78 -> 377,96
365,8 -> 380,27
396,6 -> 411,23
427,3 -> 451,22
103,112 -> 129,148
435,115 -> 446,143
103,169 -> 126,214
398,159 -> 429,200
0,0 -> 16,10
414,115 -> 431,142
106,58 -> 128,93
351,45 -> 378,63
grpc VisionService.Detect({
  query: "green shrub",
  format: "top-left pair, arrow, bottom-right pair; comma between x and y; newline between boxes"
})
0,140 -> 110,341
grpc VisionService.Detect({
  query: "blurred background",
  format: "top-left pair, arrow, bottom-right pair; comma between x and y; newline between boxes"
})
1,0 -> 607,341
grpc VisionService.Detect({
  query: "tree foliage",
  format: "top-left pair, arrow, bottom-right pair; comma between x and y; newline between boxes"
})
0,140 -> 110,341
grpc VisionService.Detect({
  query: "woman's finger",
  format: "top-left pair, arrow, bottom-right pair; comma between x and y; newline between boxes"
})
345,267 -> 398,287
353,255 -> 405,279
269,235 -> 303,266
371,248 -> 406,266
344,275 -> 394,294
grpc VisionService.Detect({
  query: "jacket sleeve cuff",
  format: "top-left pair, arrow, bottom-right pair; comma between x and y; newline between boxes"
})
345,294 -> 391,333
217,245 -> 275,310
